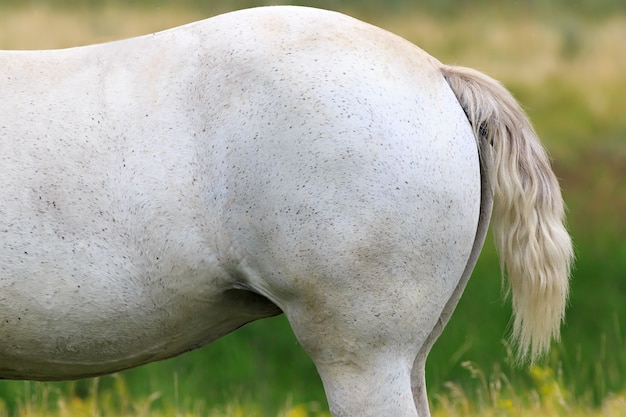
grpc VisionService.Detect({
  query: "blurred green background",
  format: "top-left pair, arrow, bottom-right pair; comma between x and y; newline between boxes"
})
0,0 -> 624,415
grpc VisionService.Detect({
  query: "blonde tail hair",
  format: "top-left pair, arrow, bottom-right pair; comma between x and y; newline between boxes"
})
441,64 -> 573,363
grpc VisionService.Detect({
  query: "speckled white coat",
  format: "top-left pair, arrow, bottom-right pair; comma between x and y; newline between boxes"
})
0,6 -> 573,417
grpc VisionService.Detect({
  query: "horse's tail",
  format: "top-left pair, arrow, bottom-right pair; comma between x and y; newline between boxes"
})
440,64 -> 573,363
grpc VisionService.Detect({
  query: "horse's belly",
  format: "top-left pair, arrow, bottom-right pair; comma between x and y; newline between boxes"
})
0,253 -> 278,380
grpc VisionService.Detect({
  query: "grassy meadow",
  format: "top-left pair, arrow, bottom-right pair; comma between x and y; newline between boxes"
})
1,1 -> 625,416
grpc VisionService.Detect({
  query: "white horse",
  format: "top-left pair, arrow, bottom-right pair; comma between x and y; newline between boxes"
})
0,6 -> 572,417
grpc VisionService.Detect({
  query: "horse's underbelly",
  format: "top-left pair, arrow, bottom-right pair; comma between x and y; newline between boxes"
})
0,261 -> 280,380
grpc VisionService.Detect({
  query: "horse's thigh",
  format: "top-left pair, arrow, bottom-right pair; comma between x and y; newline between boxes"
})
285,235 -> 468,361
285,275 -> 424,416
283,260 -> 458,417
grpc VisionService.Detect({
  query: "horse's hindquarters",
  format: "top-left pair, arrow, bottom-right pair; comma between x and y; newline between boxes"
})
209,23 -> 482,413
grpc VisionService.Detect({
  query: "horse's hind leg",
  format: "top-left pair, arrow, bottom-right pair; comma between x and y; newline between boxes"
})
279,247 -> 472,417
284,272 -> 426,416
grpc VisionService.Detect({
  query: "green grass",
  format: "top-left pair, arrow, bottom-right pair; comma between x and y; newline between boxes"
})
3,364 -> 626,416
1,2 -> 625,416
